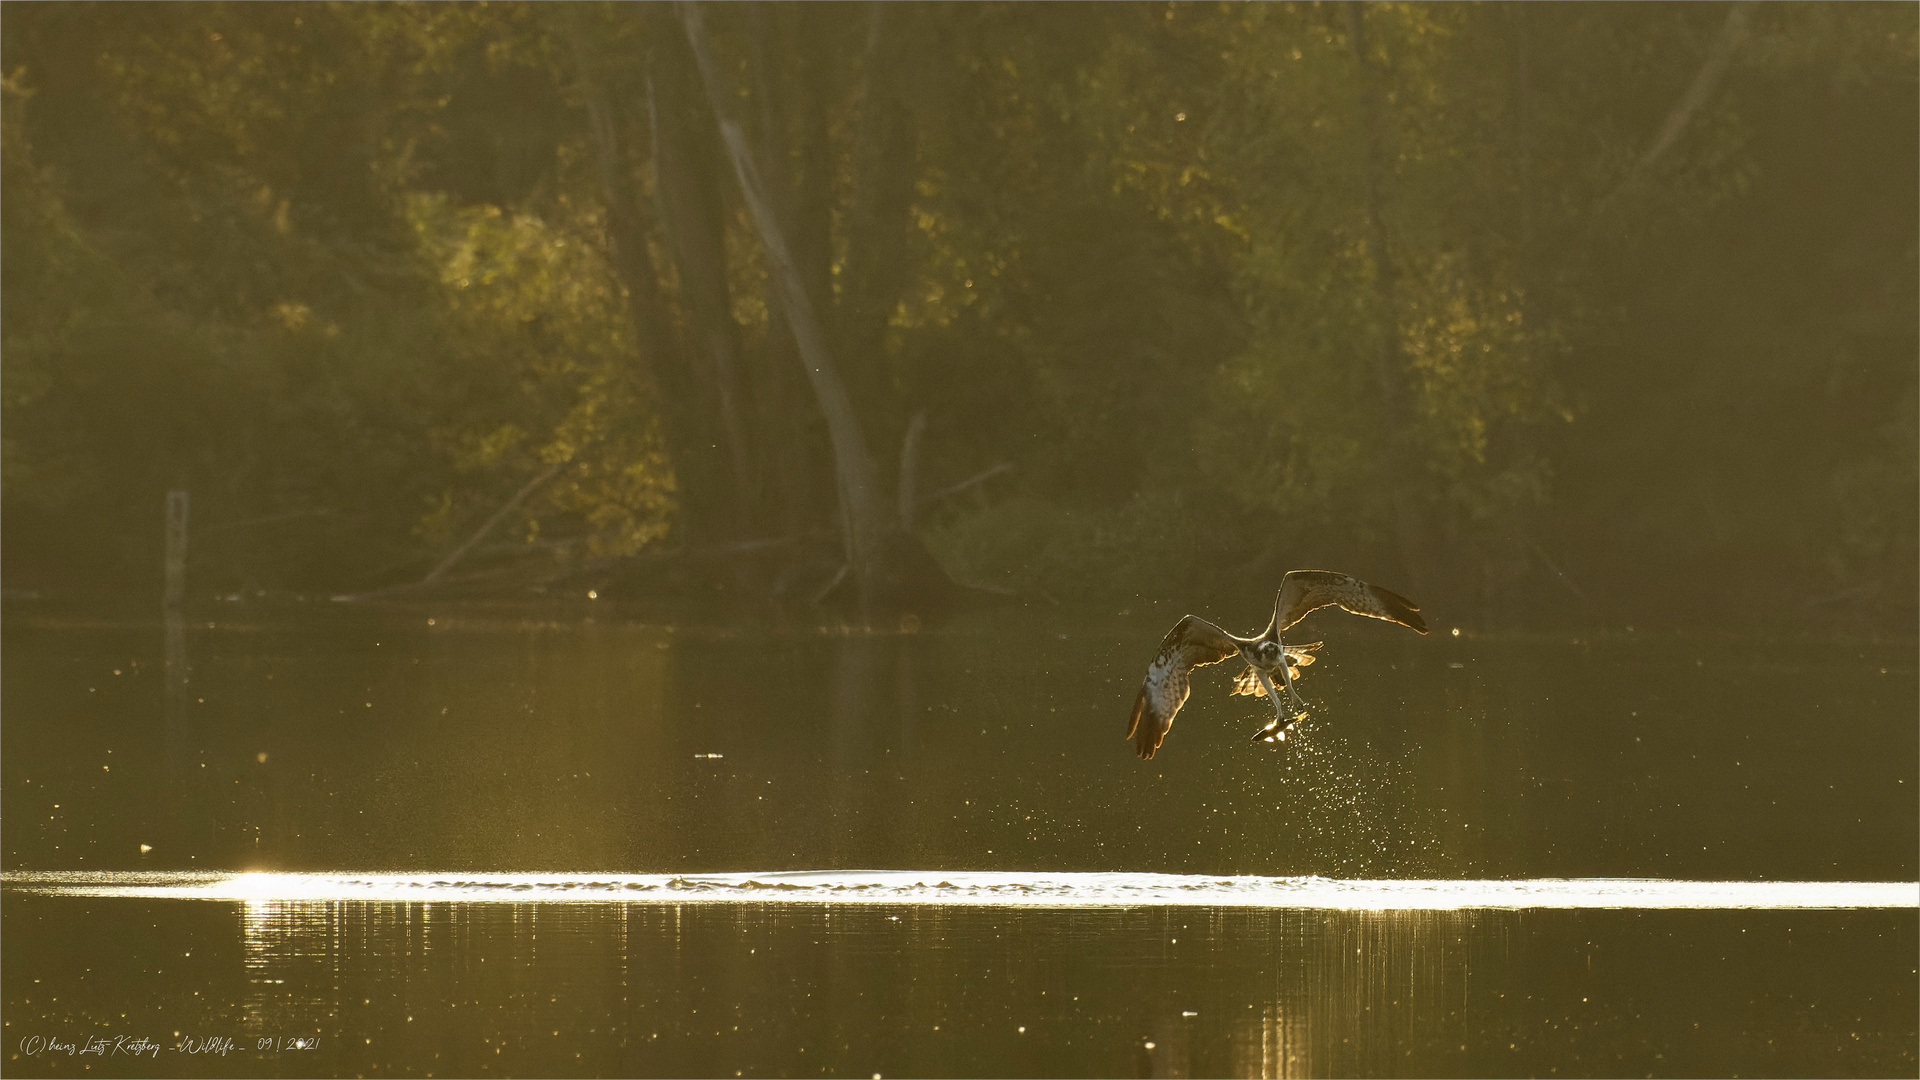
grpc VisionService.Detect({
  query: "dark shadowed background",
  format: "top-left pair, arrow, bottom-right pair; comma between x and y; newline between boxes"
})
2,7 -> 1915,1077
1,2 -> 1913,628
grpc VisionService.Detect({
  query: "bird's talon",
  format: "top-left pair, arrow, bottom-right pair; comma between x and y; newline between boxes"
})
1125,570 -> 1423,759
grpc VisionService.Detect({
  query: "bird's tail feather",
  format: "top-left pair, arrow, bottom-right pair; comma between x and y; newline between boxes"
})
1229,654 -> 1314,697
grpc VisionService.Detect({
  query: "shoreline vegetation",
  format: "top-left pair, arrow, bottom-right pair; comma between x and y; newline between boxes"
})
3,4 -> 1913,630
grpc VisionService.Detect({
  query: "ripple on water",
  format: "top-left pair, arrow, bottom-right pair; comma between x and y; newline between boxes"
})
0,870 -> 1913,910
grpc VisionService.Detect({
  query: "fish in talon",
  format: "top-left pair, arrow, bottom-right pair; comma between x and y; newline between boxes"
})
1125,570 -> 1426,759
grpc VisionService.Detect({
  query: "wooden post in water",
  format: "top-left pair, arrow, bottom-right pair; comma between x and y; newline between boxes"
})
163,490 -> 190,701
163,490 -> 190,608
164,606 -> 189,700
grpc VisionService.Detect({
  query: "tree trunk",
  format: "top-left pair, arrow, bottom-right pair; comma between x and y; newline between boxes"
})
840,3 -> 920,413
746,4 -> 835,326
568,24 -> 732,544
680,1 -> 894,614
1344,2 -> 1429,594
744,3 -> 836,547
641,9 -> 758,538
759,262 -> 832,546
897,411 -> 927,533
1613,2 -> 1756,201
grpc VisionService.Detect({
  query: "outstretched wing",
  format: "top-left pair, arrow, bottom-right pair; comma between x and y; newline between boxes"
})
1229,642 -> 1320,696
1272,570 -> 1428,635
1127,615 -> 1239,760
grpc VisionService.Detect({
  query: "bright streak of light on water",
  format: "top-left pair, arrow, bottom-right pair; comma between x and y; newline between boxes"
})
4,870 -> 1914,909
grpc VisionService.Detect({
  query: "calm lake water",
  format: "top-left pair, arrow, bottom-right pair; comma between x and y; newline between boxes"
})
3,599 -> 1915,1076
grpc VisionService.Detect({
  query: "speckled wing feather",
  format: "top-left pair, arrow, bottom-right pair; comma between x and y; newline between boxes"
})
1229,642 -> 1321,696
1127,615 -> 1239,760
1271,570 -> 1428,635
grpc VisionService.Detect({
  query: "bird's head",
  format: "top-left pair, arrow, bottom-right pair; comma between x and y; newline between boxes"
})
1255,640 -> 1282,665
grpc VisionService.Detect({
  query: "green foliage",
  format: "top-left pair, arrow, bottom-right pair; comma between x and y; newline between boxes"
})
1,4 -> 669,592
405,193 -> 673,557
924,488 -> 1212,601
1,2 -> 1912,626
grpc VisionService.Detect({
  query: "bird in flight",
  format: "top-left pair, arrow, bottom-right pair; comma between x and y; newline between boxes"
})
1126,570 -> 1428,759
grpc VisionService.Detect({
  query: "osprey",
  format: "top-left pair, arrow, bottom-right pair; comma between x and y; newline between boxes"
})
1126,570 -> 1428,759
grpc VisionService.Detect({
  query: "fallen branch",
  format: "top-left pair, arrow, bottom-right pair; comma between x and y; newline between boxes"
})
1528,537 -> 1589,602
198,508 -> 335,537
810,562 -> 851,606
1601,2 -> 1755,209
690,462 -> 1012,563
423,461 -> 567,585
917,462 -> 1012,509
717,534 -> 817,555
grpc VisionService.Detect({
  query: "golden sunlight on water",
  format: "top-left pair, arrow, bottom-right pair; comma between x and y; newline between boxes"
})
4,611 -> 1913,1076
221,899 -> 1507,1079
5,870 -> 1914,908
5,877 -> 1914,1077
1230,910 -> 1481,1079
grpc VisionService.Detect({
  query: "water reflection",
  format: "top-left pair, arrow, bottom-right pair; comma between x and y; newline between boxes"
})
239,899 -> 337,1045
3,603 -> 1913,881
162,609 -> 189,707
6,894 -> 1907,1078
1245,1002 -> 1308,1080
2,603 -> 1915,1076
1245,909 -> 1482,1079
204,900 -> 1546,1079
161,607 -> 194,788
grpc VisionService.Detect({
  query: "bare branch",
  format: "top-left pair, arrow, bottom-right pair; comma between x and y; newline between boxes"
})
917,462 -> 1012,509
422,461 -> 566,585
679,1 -> 892,601
897,411 -> 927,531
1605,2 -> 1755,205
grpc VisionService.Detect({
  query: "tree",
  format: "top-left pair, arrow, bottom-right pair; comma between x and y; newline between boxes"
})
4,2 -> 1911,627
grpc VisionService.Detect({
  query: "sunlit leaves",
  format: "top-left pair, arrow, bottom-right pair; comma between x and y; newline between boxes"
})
2,1 -> 1909,616
405,193 -> 674,558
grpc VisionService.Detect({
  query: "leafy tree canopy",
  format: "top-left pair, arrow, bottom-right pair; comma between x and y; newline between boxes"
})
3,2 -> 1912,626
